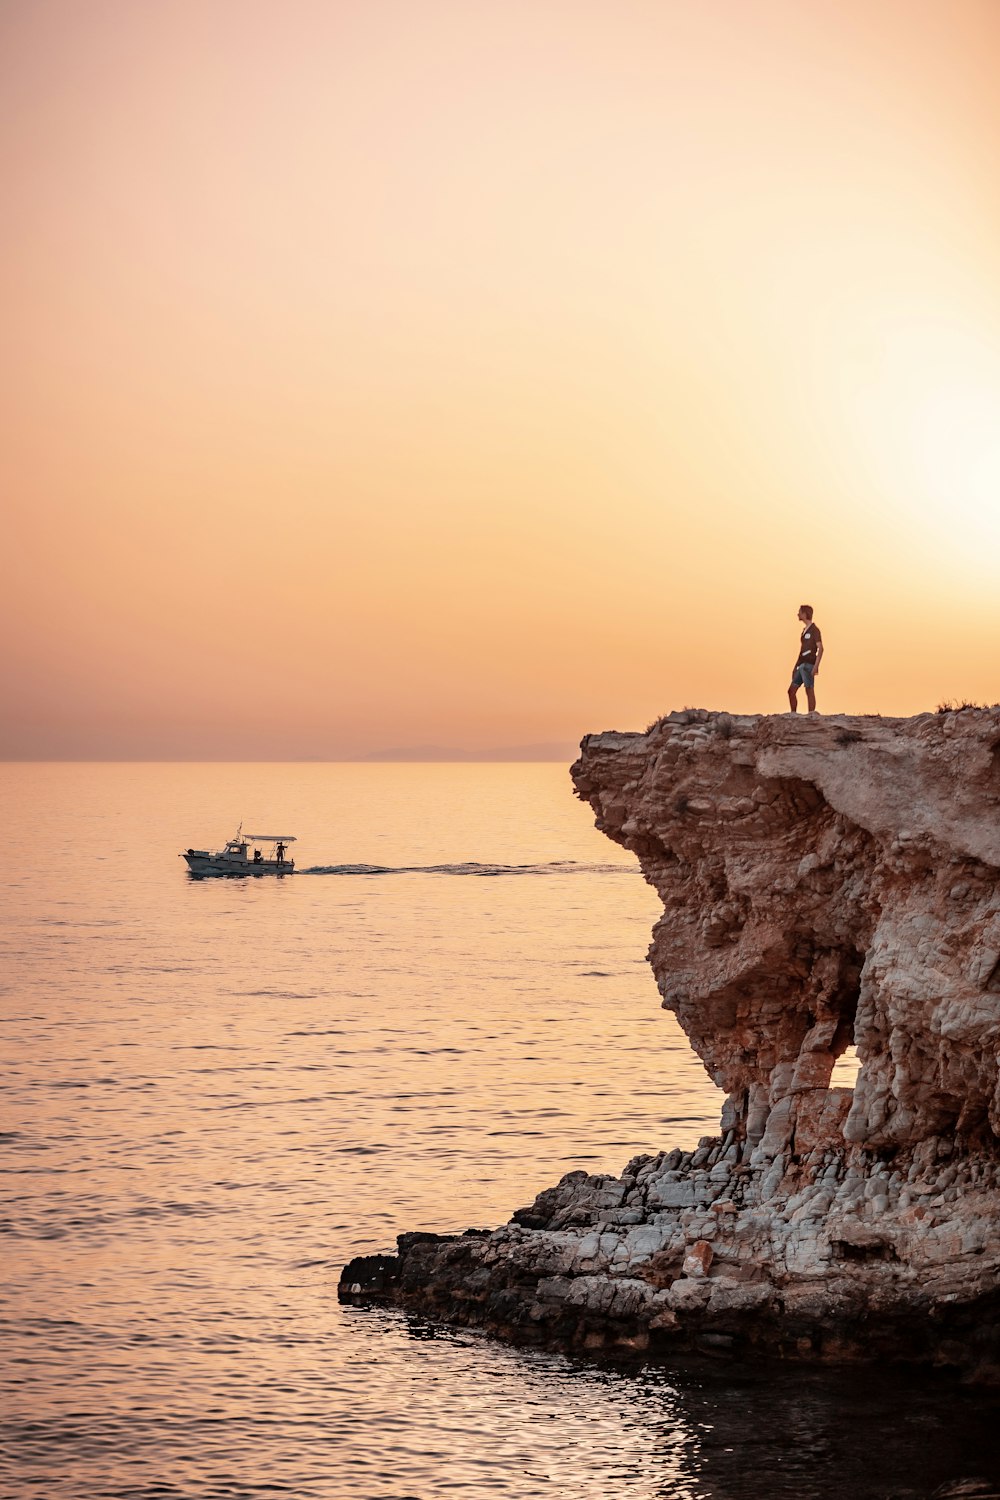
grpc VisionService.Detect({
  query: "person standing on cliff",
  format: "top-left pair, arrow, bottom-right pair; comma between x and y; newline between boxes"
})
788,604 -> 823,713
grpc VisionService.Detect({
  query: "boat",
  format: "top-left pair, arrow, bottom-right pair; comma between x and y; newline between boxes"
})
180,825 -> 296,876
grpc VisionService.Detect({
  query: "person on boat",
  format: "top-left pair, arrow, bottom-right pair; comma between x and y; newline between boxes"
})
253,849 -> 263,864
788,604 -> 823,713
276,841 -> 285,864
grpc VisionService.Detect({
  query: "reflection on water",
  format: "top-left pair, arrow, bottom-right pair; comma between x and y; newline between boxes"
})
1,763 -> 997,1498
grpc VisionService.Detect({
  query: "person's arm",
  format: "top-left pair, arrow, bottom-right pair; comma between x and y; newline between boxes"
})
814,631 -> 824,674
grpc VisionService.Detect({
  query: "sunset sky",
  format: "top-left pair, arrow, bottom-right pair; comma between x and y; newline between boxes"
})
3,0 -> 1000,759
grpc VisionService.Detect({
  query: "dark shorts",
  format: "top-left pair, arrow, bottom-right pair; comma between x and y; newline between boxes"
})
790,663 -> 815,690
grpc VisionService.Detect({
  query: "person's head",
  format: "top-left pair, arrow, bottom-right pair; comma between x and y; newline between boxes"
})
797,604 -> 813,622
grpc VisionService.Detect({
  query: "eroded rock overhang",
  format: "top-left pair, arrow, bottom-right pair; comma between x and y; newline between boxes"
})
573,708 -> 1000,1157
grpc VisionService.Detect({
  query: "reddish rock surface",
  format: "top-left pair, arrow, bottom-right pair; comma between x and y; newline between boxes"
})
340,710 -> 1000,1380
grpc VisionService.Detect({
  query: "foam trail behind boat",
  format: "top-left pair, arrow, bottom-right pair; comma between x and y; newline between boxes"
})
299,861 -> 634,877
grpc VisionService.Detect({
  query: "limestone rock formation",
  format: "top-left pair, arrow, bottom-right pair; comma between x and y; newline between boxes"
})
340,710 -> 1000,1380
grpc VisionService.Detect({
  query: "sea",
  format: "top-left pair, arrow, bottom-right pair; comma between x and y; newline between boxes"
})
2,762 -> 998,1500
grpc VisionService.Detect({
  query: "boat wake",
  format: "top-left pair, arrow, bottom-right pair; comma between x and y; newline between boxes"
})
299,860 -> 635,878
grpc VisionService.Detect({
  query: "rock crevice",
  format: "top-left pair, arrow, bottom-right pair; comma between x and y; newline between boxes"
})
340,710 -> 1000,1380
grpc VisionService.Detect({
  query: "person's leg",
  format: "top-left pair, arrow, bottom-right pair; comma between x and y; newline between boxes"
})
788,668 -> 800,711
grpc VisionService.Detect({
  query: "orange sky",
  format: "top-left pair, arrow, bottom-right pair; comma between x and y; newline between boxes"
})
3,0 -> 1000,758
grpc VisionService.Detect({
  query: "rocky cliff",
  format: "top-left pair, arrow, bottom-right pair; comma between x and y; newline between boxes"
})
340,709 -> 1000,1380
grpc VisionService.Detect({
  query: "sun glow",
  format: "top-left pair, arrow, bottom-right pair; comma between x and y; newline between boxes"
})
849,318 -> 1000,574
909,377 -> 1000,551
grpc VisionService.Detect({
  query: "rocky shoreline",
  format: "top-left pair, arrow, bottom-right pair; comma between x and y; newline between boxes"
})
341,709 -> 1000,1383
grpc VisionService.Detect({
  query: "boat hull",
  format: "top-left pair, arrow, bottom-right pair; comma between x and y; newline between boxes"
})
182,852 -> 294,876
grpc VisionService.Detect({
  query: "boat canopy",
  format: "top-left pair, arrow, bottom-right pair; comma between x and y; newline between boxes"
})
244,834 -> 297,843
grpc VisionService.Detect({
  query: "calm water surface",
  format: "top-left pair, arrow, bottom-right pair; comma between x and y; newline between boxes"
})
2,763 -> 997,1498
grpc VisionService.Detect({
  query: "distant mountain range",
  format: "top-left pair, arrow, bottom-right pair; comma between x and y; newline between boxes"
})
361,743 -> 577,762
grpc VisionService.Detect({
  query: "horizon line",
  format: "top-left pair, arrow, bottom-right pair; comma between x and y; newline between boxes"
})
0,754 -> 580,765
